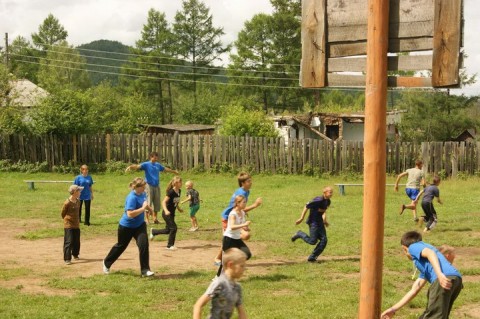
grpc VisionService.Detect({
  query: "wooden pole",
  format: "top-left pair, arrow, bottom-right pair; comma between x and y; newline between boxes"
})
358,0 -> 389,317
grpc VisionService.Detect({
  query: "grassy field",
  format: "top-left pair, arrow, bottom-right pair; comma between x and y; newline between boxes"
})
0,171 -> 479,318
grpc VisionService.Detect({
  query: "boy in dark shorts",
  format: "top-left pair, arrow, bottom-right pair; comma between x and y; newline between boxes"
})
415,175 -> 443,232
381,231 -> 462,319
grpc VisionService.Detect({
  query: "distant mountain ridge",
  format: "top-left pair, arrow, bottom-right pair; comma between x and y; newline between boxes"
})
77,40 -> 131,86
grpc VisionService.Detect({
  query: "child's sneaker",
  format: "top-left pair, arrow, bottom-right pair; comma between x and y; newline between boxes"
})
166,246 -> 177,251
102,260 -> 110,274
149,228 -> 154,241
73,256 -> 80,260
65,260 -> 72,265
214,259 -> 222,266
193,227 -> 199,231
141,270 -> 155,277
188,227 -> 196,232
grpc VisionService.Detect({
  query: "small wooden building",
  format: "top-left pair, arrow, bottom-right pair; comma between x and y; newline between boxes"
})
140,124 -> 215,135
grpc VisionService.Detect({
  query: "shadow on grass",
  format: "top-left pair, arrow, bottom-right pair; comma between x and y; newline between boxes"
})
72,258 -> 104,264
154,270 -> 204,280
246,273 -> 291,282
181,244 -> 219,250
248,260 -> 298,268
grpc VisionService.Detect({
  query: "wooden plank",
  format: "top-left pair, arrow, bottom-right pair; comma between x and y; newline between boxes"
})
327,74 -> 432,87
328,55 -> 432,72
432,0 -> 461,87
329,37 -> 432,58
329,21 -> 433,42
300,0 -> 326,88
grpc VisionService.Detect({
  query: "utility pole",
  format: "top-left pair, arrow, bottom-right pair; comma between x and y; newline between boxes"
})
4,33 -> 9,69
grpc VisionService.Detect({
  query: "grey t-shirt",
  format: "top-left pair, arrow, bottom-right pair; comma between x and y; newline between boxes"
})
205,274 -> 243,319
187,188 -> 200,206
406,168 -> 424,189
422,185 -> 439,203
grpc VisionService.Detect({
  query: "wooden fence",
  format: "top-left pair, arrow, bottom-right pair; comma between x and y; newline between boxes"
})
0,134 -> 478,176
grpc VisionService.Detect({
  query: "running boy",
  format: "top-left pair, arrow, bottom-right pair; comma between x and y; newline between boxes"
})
193,248 -> 248,319
180,180 -> 201,231
415,175 -> 443,233
213,172 -> 262,266
395,159 -> 426,221
291,186 -> 333,262
381,231 -> 462,319
61,185 -> 83,265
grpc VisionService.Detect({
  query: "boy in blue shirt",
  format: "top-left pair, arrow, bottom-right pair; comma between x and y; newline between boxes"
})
126,152 -> 178,225
381,231 -> 462,319
291,186 -> 333,262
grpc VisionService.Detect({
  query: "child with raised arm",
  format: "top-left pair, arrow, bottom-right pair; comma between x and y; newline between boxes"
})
395,159 -> 426,222
62,185 -> 83,265
150,176 -> 183,250
181,180 -> 201,231
213,172 -> 262,266
415,175 -> 443,233
291,186 -> 333,262
381,231 -> 462,319
193,248 -> 248,319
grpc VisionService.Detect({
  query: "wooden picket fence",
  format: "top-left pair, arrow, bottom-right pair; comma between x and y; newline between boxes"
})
0,133 -> 478,177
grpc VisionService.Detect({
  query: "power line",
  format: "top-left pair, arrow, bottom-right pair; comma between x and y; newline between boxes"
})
10,53 -> 300,82
12,42 -> 301,73
13,57 -> 368,92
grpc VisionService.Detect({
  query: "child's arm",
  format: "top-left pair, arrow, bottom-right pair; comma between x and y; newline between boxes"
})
421,248 -> 452,289
193,294 -> 211,319
322,211 -> 329,227
228,213 -> 251,230
295,206 -> 308,225
381,278 -> 427,318
162,196 -> 171,215
394,172 -> 407,191
244,197 -> 262,213
126,201 -> 148,218
125,164 -> 140,172
237,304 -> 248,319
437,197 -> 443,204
61,203 -> 68,218
180,195 -> 192,205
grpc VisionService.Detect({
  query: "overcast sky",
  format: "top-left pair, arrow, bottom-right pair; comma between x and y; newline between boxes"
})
1,0 -> 479,96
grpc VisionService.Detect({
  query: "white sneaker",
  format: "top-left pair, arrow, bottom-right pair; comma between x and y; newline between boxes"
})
65,260 -> 72,265
166,246 -> 177,251
149,228 -> 154,241
142,270 -> 155,277
188,227 -> 195,232
102,260 -> 110,274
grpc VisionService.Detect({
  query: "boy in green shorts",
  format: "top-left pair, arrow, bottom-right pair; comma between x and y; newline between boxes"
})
181,180 -> 201,231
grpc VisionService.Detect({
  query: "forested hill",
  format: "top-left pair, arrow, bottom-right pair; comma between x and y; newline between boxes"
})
77,40 -> 131,86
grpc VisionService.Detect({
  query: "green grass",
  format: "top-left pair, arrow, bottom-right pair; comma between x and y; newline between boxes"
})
0,172 -> 479,318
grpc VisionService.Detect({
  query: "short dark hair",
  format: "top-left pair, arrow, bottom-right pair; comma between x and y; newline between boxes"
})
415,159 -> 423,166
432,175 -> 441,185
149,151 -> 158,158
401,231 -> 422,247
237,172 -> 251,187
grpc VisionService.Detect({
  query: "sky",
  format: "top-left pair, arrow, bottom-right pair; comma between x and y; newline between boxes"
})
0,0 -> 479,96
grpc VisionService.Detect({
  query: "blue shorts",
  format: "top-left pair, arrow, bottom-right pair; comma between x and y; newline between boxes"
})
405,188 -> 420,201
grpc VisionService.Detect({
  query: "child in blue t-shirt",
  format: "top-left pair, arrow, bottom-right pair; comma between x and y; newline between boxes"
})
291,186 -> 333,262
74,164 -> 94,226
381,231 -> 462,319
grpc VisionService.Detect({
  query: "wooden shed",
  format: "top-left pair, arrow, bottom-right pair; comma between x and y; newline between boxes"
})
140,124 -> 216,135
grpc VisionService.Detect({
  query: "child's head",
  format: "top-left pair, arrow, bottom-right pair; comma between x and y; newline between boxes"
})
130,177 -> 147,191
415,159 -> 423,169
401,231 -> 422,259
233,195 -> 247,210
69,185 -> 84,198
80,164 -> 88,176
237,172 -> 252,189
166,176 -> 182,192
223,248 -> 247,280
438,245 -> 456,264
432,175 -> 441,186
185,180 -> 193,189
323,186 -> 333,199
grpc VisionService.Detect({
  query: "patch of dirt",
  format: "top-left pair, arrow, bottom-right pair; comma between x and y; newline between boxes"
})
452,303 -> 480,319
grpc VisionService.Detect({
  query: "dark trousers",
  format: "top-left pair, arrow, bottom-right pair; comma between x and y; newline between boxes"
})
419,275 -> 463,319
217,236 -> 252,276
63,228 -> 80,261
421,201 -> 438,230
104,223 -> 150,273
79,200 -> 91,225
152,212 -> 177,247
296,222 -> 328,261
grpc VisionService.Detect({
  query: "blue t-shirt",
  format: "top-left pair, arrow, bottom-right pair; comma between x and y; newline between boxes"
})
221,187 -> 250,220
140,161 -> 165,187
305,196 -> 331,226
74,175 -> 94,200
408,241 -> 461,283
119,191 -> 147,229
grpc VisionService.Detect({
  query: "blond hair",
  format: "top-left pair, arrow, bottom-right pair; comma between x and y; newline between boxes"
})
129,177 -> 146,189
166,176 -> 182,193
223,248 -> 247,268
237,172 -> 251,187
233,195 -> 246,209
